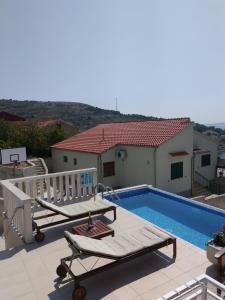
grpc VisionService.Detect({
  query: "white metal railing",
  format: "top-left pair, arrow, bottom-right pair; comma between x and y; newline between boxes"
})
1,168 -> 97,246
159,274 -> 225,300
10,168 -> 97,205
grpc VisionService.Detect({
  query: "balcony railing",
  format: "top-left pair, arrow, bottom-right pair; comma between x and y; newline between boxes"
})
159,274 -> 225,300
1,168 -> 97,248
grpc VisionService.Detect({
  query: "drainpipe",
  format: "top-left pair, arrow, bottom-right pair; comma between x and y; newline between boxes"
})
154,148 -> 157,187
191,153 -> 195,196
98,154 -> 103,183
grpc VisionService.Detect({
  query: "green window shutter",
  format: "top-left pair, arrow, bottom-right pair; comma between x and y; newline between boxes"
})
171,162 -> 183,180
201,154 -> 211,167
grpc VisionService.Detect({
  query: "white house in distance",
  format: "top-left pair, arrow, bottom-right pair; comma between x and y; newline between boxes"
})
51,118 -> 218,195
193,131 -> 218,183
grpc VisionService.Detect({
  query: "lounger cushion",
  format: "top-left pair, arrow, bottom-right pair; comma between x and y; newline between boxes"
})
36,197 -> 116,218
64,226 -> 171,259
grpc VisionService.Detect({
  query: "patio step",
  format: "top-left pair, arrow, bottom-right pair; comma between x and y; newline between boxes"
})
192,183 -> 212,197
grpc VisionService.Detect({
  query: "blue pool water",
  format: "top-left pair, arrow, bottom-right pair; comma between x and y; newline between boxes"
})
105,187 -> 225,249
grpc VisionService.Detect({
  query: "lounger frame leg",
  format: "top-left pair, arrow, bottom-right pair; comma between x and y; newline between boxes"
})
172,238 -> 177,260
113,207 -> 117,220
32,220 -> 45,242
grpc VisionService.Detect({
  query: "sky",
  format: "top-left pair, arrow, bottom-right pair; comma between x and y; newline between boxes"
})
0,0 -> 225,124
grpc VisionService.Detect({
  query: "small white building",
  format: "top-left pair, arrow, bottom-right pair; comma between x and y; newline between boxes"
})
52,118 -> 197,195
193,131 -> 218,183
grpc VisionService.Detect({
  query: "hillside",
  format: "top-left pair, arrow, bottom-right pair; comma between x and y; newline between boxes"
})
1,99 -> 225,136
205,123 -> 225,130
0,99 -> 156,131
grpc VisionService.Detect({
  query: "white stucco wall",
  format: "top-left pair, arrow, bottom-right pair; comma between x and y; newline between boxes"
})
51,149 -> 98,173
193,131 -> 218,181
100,147 -> 118,187
156,125 -> 193,194
52,146 -> 156,189
113,145 -> 155,187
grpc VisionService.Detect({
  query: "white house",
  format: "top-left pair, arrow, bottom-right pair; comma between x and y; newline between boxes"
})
52,118 -> 197,195
193,131 -> 218,183
51,118 -> 219,195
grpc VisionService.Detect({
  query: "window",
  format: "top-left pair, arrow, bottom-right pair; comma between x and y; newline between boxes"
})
103,161 -> 115,177
171,162 -> 183,180
73,158 -> 77,165
63,156 -> 68,162
201,154 -> 211,167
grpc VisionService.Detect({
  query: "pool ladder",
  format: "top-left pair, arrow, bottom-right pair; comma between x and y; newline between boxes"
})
94,183 -> 120,201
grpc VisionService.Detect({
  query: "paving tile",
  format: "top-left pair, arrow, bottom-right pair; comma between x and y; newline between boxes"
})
186,266 -> 207,278
174,258 -> 197,273
160,264 -> 183,279
112,285 -> 139,300
29,274 -> 63,300
130,271 -> 170,294
23,255 -> 48,280
15,292 -> 37,300
1,280 -> 33,298
0,270 -> 30,292
173,273 -> 194,285
141,280 -> 179,300
0,288 -> 13,300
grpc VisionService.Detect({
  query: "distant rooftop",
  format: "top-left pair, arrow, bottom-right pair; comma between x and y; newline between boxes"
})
0,111 -> 25,122
52,118 -> 192,154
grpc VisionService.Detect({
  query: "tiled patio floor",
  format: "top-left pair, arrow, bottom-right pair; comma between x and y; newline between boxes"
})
0,205 -> 217,300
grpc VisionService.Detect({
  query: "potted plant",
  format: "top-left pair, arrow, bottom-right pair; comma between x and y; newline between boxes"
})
206,224 -> 225,267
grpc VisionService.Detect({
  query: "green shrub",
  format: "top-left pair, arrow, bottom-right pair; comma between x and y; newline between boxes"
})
212,225 -> 225,247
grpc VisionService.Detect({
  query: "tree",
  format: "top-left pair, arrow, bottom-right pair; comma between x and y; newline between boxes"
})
0,119 -> 66,157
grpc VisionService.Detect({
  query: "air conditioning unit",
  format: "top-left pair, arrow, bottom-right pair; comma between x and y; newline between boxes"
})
116,149 -> 127,160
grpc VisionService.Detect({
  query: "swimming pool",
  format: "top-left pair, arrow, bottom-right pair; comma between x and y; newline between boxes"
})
104,186 -> 225,249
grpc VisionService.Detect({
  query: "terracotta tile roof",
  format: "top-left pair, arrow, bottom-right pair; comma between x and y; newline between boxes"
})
52,118 -> 192,154
0,111 -> 25,122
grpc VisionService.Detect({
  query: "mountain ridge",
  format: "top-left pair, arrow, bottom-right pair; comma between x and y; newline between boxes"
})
205,123 -> 225,130
0,99 -> 157,130
1,99 -> 225,135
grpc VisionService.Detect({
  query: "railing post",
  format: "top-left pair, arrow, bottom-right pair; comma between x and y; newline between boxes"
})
77,173 -> 81,197
23,198 -> 33,243
2,187 -> 10,249
93,170 -> 97,188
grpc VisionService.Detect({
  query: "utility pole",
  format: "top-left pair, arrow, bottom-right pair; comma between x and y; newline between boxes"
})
115,97 -> 118,112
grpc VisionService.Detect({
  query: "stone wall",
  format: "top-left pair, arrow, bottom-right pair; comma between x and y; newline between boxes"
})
0,163 -> 36,196
0,164 -> 36,181
210,177 -> 225,194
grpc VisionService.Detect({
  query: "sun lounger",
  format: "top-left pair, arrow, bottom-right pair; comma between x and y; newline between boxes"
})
32,197 -> 117,242
56,226 -> 176,300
